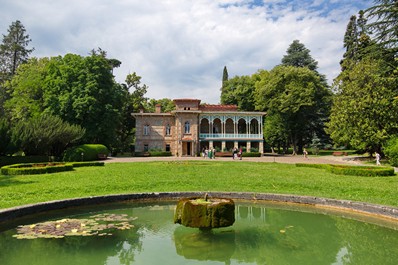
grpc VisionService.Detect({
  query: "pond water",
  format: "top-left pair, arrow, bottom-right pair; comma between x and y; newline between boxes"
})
1,201 -> 398,265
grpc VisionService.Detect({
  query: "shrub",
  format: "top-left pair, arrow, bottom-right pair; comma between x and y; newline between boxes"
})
384,136 -> 398,167
1,161 -> 105,175
148,151 -> 172,157
63,144 -> 109,162
242,152 -> 261,157
296,163 -> 395,177
1,163 -> 73,175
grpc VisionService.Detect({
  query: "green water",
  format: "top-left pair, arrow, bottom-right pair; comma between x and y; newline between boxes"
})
1,201 -> 398,265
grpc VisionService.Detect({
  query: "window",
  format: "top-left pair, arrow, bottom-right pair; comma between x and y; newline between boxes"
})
143,125 -> 150,135
166,144 -> 170,152
184,121 -> 190,134
144,144 -> 149,151
165,124 -> 171,136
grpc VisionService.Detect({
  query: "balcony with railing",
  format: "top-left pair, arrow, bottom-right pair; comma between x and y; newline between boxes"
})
199,133 -> 263,140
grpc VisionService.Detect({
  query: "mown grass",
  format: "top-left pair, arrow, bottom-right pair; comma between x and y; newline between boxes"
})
0,161 -> 397,209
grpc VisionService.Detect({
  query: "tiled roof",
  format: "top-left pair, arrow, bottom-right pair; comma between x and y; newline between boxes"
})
199,104 -> 238,111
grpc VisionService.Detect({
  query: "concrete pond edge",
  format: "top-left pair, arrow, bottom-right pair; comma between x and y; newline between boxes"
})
1,192 -> 398,224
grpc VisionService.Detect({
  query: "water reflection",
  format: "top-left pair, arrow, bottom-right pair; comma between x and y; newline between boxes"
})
1,202 -> 398,265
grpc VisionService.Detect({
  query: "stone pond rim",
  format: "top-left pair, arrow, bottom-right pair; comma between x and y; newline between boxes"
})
0,192 -> 398,224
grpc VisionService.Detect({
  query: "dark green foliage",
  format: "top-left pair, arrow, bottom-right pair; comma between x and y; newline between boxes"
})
63,144 -> 109,162
5,52 -> 126,147
255,65 -> 331,154
296,163 -> 395,177
0,156 -> 49,167
221,75 -> 256,111
0,20 -> 34,76
366,0 -> 398,54
281,40 -> 318,71
148,151 -> 172,157
0,117 -> 15,155
145,98 -> 175,113
242,152 -> 261,157
1,161 -> 104,175
11,114 -> 85,156
326,58 -> 398,153
383,136 -> 398,166
0,21 -> 34,116
66,161 -> 105,167
1,163 -> 73,175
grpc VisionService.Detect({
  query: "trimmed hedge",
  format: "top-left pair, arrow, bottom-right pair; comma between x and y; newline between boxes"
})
63,144 -> 109,162
242,152 -> 262,157
149,151 -> 172,157
1,161 -> 105,175
68,161 -> 105,167
1,163 -> 73,175
296,163 -> 395,177
0,156 -> 49,168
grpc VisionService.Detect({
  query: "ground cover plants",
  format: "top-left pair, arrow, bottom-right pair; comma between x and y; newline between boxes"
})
0,161 -> 397,209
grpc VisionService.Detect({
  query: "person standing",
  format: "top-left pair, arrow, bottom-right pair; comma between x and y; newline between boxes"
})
239,147 -> 243,160
375,152 -> 381,166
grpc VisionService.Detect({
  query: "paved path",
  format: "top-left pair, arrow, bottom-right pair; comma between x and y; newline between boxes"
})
104,154 -> 365,165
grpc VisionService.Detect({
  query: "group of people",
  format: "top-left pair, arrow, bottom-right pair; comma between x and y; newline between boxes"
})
202,147 -> 216,159
233,147 -> 243,160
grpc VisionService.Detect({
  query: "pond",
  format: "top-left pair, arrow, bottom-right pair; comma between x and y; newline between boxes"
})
1,200 -> 398,265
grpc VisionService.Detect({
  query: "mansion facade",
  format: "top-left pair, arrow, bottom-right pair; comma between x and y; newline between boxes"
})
132,99 -> 266,156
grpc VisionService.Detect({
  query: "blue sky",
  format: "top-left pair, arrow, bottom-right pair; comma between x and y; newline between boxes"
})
0,0 -> 373,103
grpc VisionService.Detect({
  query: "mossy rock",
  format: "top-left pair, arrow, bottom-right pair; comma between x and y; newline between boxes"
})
174,197 -> 235,229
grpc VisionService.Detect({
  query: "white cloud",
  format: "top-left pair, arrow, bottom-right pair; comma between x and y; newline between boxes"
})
0,0 -> 373,103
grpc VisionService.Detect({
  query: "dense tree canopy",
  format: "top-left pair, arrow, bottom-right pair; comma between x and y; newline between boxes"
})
5,53 -> 126,147
255,65 -> 331,154
220,74 -> 256,111
326,58 -> 398,153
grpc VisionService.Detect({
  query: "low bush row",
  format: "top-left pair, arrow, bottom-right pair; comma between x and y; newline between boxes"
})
296,163 -> 395,177
1,161 -> 104,175
134,151 -> 172,157
63,144 -> 109,162
242,152 -> 262,157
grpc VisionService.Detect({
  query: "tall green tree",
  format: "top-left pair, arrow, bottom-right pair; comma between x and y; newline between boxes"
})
326,58 -> 398,153
340,11 -> 376,70
255,65 -> 331,154
281,40 -> 318,71
221,65 -> 228,88
0,20 -> 34,115
220,75 -> 256,111
5,52 -> 125,147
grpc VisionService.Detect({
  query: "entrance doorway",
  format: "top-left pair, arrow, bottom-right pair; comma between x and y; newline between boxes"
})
183,141 -> 192,156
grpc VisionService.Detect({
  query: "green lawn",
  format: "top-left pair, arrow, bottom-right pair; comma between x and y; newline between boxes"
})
0,161 -> 397,209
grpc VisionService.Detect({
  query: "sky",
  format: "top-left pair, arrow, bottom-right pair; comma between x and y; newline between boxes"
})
1,0 -> 373,103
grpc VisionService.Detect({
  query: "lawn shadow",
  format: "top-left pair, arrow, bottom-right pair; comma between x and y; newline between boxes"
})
0,176 -> 37,187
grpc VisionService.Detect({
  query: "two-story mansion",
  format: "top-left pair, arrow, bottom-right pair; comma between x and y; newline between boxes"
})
132,99 -> 266,156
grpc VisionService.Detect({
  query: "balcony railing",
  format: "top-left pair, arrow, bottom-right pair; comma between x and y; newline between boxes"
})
199,133 -> 263,139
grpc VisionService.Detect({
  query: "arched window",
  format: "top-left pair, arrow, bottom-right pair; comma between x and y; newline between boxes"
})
184,121 -> 190,134
165,124 -> 171,136
143,124 -> 150,135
